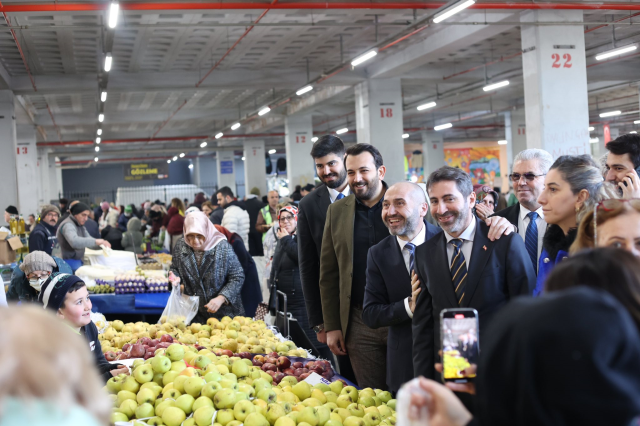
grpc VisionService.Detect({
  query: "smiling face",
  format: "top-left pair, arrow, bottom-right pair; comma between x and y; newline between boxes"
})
512,159 -> 546,211
346,152 -> 386,202
186,233 -> 206,251
429,180 -> 475,237
58,285 -> 92,328
278,211 -> 296,234
605,152 -> 635,184
537,169 -> 585,233
314,153 -> 347,190
597,210 -> 640,257
382,183 -> 428,240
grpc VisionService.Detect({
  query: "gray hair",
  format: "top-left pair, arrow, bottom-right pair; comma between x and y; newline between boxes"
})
427,166 -> 473,197
513,149 -> 554,174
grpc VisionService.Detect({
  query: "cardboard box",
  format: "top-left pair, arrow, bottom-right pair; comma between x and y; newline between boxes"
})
0,232 -> 23,264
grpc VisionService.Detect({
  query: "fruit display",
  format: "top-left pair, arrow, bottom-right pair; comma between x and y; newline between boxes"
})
107,343 -> 397,426
442,350 -> 474,379
113,272 -> 170,294
89,282 -> 115,294
151,253 -> 172,265
139,261 -> 163,270
251,355 -> 336,382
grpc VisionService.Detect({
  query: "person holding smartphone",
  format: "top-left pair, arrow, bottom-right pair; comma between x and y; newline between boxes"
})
605,133 -> 640,198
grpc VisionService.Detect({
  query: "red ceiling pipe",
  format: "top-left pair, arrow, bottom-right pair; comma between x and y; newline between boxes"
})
151,99 -> 187,140
443,52 -> 523,81
585,11 -> 640,33
37,133 -> 286,147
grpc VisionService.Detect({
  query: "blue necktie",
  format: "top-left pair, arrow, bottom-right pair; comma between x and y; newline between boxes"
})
525,211 -> 539,273
449,239 -> 467,306
336,193 -> 345,201
404,242 -> 416,275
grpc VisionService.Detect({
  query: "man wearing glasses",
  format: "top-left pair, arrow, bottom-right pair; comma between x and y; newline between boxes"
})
7,251 -> 72,303
492,149 -> 554,273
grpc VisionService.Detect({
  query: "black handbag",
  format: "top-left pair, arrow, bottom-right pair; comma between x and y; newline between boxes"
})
268,279 -> 277,316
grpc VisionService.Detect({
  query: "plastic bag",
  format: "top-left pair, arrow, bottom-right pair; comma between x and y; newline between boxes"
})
162,230 -> 171,253
397,378 -> 430,426
158,272 -> 199,325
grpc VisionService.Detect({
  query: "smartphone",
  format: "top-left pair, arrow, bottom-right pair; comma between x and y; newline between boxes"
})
623,167 -> 640,186
440,308 -> 479,383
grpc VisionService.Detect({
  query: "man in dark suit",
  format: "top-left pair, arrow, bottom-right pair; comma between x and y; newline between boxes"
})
297,135 -> 352,376
363,182 -> 441,392
413,166 -> 536,380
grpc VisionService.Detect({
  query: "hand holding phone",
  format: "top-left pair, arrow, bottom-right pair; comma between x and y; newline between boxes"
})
620,168 -> 640,199
440,308 -> 479,384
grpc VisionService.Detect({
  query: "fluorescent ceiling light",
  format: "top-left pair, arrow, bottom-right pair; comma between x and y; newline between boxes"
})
417,101 -> 437,111
599,110 -> 621,118
179,153 -> 185,158
311,136 -> 318,142
94,157 -> 98,162
242,156 -> 246,161
104,54 -> 112,72
588,126 -> 595,131
402,133 -> 410,139
172,156 -> 178,161
96,137 -> 101,144
188,164 -> 193,169
108,2 -> 119,29
200,141 -> 207,148
215,132 -> 223,139
268,149 -> 276,154
95,146 -> 100,152
631,131 -> 638,134
296,85 -> 313,96
590,137 -> 600,143
434,123 -> 453,131
497,140 -> 508,145
231,123 -> 241,130
101,91 -> 107,102
433,0 -> 476,24
97,129 -> 102,135
167,159 -> 171,163
483,80 -> 509,92
336,128 -> 348,135
98,114 -> 104,122
635,120 -> 640,124
351,49 -> 378,67
595,44 -> 637,61
258,107 -> 271,116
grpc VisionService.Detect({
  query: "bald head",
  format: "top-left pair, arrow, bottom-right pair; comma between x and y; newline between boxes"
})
382,182 -> 428,241
268,190 -> 280,209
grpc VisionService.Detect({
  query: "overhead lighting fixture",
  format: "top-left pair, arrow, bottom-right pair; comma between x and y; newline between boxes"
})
483,80 -> 510,92
434,123 -> 453,131
242,156 -> 246,161
94,157 -> 99,162
200,141 -> 207,148
268,149 -> 277,154
179,153 -> 185,158
351,49 -> 378,67
101,91 -> 107,102
188,164 -> 193,169
104,54 -> 112,72
108,2 -> 119,29
631,131 -> 638,134
599,110 -> 621,118
417,101 -> 437,111
595,44 -> 637,61
97,129 -> 102,135
96,137 -> 101,144
215,132 -> 223,139
167,159 -> 171,163
634,120 -> 640,124
95,146 -> 100,152
98,114 -> 104,122
336,128 -> 348,135
590,137 -> 600,143
433,0 -> 476,24
588,126 -> 595,131
231,123 -> 241,130
311,136 -> 318,142
497,140 -> 508,145
402,133 -> 410,139
296,85 -> 313,96
258,107 -> 271,116
172,156 -> 178,161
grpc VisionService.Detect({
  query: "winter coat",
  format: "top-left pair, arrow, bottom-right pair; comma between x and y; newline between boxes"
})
28,221 -> 59,256
225,231 -> 263,318
536,225 -> 577,296
243,196 -> 266,256
170,238 -> 245,323
100,226 -> 124,251
210,208 -> 224,225
165,207 -> 185,236
221,201 -> 250,250
81,321 -> 123,382
56,215 -> 99,261
122,217 -> 144,254
117,213 -> 131,232
84,218 -> 100,239
7,256 -> 72,303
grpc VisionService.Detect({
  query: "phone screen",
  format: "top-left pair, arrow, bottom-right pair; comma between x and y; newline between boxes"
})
441,309 -> 479,382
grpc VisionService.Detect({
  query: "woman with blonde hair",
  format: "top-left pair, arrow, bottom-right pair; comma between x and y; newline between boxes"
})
0,305 -> 110,425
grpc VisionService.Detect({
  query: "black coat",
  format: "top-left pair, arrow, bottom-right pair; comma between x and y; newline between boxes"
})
490,203 -> 520,227
363,220 -> 442,392
412,217 -> 536,379
81,321 -> 122,383
28,221 -> 58,256
210,208 -> 224,226
226,232 -> 263,317
243,197 -> 266,256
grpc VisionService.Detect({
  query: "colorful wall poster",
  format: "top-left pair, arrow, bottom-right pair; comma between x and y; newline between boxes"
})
444,147 -> 501,185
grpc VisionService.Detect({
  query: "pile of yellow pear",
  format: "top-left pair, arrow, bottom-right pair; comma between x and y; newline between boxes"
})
99,316 -> 309,358
108,344 -> 397,426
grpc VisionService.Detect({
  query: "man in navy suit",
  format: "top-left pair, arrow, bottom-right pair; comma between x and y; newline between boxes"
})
363,182 -> 441,392
412,166 -> 536,380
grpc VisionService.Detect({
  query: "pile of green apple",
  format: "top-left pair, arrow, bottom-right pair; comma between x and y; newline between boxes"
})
108,343 -> 396,426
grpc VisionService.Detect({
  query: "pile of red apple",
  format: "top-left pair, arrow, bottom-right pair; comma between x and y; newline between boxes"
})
249,353 -> 334,384
104,334 -> 176,361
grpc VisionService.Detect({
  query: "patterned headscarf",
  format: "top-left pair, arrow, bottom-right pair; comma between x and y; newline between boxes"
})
278,205 -> 298,222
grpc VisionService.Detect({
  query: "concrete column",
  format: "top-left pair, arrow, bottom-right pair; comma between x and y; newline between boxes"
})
16,125 -> 39,216
284,115 -> 315,189
0,91 -> 17,210
520,10 -> 590,157
504,109 -> 527,172
216,150 -> 237,194
355,78 -> 405,184
421,131 -> 445,178
243,140 -> 267,197
192,157 -> 201,187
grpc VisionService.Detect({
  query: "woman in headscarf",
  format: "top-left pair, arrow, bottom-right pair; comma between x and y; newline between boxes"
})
215,225 -> 262,318
473,184 -> 499,221
170,211 -> 245,324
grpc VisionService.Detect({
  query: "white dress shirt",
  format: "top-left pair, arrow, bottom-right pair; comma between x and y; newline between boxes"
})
328,186 -> 350,204
517,205 -> 546,263
396,222 -> 426,319
444,218 -> 476,267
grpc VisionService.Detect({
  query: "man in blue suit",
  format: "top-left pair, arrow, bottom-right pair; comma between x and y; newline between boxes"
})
362,182 -> 441,393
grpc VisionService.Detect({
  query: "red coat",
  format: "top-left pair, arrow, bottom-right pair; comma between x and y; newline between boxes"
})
165,207 -> 185,236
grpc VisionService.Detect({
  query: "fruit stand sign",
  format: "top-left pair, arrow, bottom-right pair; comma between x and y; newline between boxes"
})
302,372 -> 332,386
124,163 -> 169,181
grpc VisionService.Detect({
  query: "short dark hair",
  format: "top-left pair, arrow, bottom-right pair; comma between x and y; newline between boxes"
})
216,186 -> 234,199
607,134 -> 640,169
344,143 -> 383,169
62,281 -> 87,309
310,135 -> 345,159
427,166 -> 473,197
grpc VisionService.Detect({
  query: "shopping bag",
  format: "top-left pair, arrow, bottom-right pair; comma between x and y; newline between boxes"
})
162,230 -> 171,253
159,272 -> 199,325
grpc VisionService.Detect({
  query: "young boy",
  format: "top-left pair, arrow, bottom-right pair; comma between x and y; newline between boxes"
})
38,273 -> 129,381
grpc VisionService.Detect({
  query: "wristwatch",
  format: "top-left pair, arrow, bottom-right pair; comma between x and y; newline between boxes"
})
313,324 -> 325,333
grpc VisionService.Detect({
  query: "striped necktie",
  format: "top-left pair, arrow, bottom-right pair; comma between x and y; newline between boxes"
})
525,211 -> 539,273
449,238 -> 467,306
404,242 -> 416,275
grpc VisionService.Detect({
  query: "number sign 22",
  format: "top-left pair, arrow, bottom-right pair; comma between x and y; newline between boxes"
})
551,53 -> 572,69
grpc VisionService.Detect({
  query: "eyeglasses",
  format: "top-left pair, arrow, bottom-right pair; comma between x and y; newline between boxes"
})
509,173 -> 546,182
279,216 -> 294,223
27,271 -> 51,280
593,199 -> 640,244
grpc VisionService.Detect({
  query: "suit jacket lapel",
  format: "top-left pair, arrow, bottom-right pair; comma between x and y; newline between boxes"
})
508,204 -> 520,227
342,195 -> 356,262
430,234 -> 459,307
462,217 -> 493,307
317,185 -> 331,214
391,237 -> 411,284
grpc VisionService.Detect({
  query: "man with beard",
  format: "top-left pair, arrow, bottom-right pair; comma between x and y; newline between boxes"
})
412,166 -> 536,381
604,133 -> 640,198
298,135 -> 352,376
362,182 -> 441,392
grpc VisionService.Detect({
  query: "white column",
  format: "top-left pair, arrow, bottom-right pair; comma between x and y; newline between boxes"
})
421,130 -> 445,178
504,109 -> 527,172
54,156 -> 63,198
192,157 -> 201,187
0,91 -> 17,210
243,140 -> 267,197
355,78 -> 405,184
16,125 -> 39,216
216,150 -> 237,193
521,10 -> 590,157
284,115 -> 315,189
